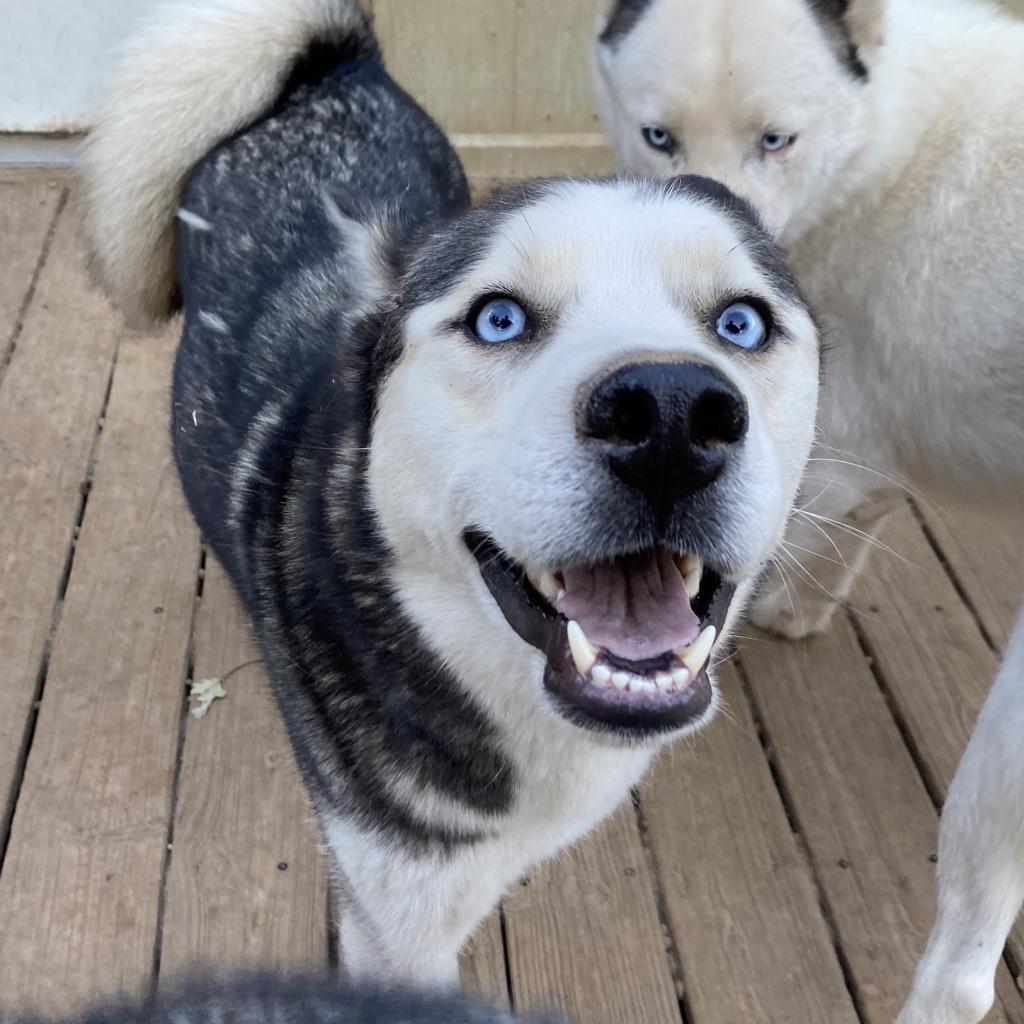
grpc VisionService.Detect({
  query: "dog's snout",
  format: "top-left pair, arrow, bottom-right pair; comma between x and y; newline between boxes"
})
582,361 -> 748,521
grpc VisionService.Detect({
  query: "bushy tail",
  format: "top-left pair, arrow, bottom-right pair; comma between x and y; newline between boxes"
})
81,0 -> 377,325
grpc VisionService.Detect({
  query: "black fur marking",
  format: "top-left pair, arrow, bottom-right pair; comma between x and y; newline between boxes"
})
663,175 -> 805,307
805,0 -> 870,80
5,971 -> 559,1024
173,46 -> 516,853
399,179 -> 559,308
599,0 -> 656,49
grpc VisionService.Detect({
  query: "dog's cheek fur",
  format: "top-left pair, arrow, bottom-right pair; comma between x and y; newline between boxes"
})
732,336 -> 822,556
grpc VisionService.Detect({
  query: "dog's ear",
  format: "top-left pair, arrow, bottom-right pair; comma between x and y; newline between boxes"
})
596,0 -> 654,50
844,0 -> 886,63
810,0 -> 886,77
322,193 -> 403,306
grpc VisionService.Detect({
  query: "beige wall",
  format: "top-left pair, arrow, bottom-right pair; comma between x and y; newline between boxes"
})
372,0 -> 614,178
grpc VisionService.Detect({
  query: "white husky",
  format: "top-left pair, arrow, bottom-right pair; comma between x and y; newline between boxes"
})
594,1 -> 1024,1022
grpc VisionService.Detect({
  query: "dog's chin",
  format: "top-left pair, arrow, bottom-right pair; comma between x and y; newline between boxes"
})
464,529 -> 737,740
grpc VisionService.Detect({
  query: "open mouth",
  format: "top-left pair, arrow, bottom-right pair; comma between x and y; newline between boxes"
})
465,531 -> 737,735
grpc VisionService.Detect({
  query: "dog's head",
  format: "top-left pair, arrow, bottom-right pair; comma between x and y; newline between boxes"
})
365,177 -> 819,742
592,0 -> 885,237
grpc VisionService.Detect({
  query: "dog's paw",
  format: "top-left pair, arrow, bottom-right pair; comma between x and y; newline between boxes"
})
746,586 -> 840,640
896,969 -> 996,1024
895,989 -> 994,1024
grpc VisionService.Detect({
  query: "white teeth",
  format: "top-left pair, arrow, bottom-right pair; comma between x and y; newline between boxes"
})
567,620 -> 599,675
672,667 -> 691,689
612,671 -> 631,691
592,664 -> 612,687
684,565 -> 702,600
529,569 -> 562,603
636,677 -> 657,694
676,625 -> 717,678
676,553 -> 703,600
655,671 -> 674,691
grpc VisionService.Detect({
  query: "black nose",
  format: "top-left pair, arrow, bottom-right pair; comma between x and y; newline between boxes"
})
581,361 -> 748,524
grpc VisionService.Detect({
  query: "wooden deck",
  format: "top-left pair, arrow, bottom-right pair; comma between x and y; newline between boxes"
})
1,171 -> 1022,1023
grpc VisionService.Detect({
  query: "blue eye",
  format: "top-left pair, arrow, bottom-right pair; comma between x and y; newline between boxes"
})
716,302 -> 767,350
761,132 -> 796,153
642,125 -> 677,154
473,297 -> 528,344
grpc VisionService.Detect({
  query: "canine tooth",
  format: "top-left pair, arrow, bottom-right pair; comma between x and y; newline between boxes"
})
593,664 -> 612,687
672,667 -> 691,689
684,562 -> 703,600
567,620 -> 599,675
612,671 -> 631,691
674,554 -> 703,599
678,625 -> 717,678
655,672 -> 674,691
531,570 -> 561,602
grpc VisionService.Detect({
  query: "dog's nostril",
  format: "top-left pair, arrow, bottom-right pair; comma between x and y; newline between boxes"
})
606,386 -> 656,445
690,389 -> 748,450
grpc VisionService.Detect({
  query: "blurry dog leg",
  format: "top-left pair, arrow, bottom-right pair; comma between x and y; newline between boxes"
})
898,613 -> 1024,1024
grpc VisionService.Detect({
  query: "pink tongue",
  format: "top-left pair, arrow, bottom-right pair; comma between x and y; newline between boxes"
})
555,549 -> 700,661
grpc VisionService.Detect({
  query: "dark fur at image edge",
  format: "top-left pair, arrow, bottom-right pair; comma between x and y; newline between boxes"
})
1,973 -> 560,1024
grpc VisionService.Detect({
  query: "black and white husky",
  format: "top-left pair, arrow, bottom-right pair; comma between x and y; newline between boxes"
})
83,0 -> 821,986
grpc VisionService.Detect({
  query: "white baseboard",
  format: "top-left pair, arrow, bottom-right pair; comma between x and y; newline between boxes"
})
0,134 -> 83,166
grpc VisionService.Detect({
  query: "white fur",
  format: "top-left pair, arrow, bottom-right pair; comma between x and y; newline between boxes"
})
594,1 -> 1024,1019
81,0 -> 369,325
356,180 -> 819,981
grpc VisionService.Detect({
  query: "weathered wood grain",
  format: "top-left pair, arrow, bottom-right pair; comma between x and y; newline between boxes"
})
158,559 -> 330,981
0,201 -> 121,845
503,805 -> 680,1024
0,327 -> 200,1014
641,661 -> 861,1023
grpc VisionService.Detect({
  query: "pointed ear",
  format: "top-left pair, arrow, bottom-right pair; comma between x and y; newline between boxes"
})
322,192 -> 404,306
844,0 -> 886,64
810,0 -> 886,78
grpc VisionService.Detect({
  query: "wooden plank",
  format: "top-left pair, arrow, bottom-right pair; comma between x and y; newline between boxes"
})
742,617 -> 1024,1023
460,912 -> 509,1007
0,200 -> 121,842
0,327 -> 201,1015
640,662 -> 861,1024
0,180 -> 62,345
502,805 -> 680,1024
917,507 -> 1022,650
158,560 -> 330,980
852,507 -> 1024,978
852,508 -> 1000,807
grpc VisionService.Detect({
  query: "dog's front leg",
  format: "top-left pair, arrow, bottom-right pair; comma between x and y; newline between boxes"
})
325,816 -> 516,989
748,455 -> 902,639
897,612 -> 1024,1024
